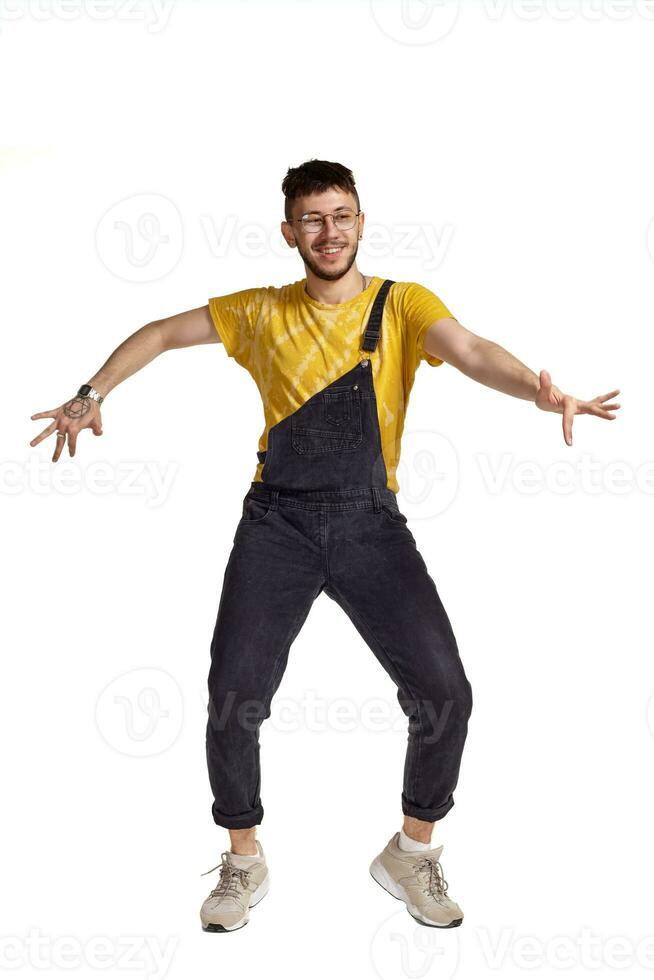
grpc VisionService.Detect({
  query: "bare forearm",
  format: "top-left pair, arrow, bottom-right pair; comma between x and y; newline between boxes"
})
87,322 -> 165,397
463,337 -> 540,401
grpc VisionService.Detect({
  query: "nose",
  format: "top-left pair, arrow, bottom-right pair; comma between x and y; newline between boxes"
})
316,214 -> 347,245
321,214 -> 341,233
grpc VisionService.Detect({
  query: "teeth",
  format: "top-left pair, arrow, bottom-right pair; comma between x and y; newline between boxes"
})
318,246 -> 343,254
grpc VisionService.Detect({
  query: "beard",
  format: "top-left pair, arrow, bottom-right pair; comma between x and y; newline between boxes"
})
297,240 -> 359,282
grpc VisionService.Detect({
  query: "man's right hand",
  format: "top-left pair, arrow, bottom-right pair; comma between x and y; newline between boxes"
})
28,304 -> 218,464
30,395 -> 103,463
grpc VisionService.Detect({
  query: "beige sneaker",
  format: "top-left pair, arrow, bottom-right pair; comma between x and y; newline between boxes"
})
200,842 -> 269,932
370,832 -> 463,928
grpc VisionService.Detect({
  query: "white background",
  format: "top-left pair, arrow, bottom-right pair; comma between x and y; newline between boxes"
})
1,1 -> 652,978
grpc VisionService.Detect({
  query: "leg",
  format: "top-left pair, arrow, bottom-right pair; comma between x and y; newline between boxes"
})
325,510 -> 473,822
228,827 -> 258,855
403,815 -> 438,844
206,514 -> 324,830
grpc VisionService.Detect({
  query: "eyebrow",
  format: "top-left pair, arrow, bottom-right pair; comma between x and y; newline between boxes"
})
303,206 -> 352,215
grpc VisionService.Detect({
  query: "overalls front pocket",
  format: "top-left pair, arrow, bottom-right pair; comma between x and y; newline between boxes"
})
292,385 -> 363,455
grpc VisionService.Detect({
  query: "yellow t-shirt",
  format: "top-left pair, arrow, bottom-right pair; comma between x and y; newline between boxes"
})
208,276 -> 453,493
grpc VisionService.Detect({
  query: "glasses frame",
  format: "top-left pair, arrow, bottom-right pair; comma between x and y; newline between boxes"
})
287,209 -> 362,233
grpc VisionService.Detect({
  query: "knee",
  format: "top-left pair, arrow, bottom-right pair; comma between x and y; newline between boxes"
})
207,687 -> 268,739
451,665 -> 473,720
458,670 -> 473,719
401,664 -> 473,734
422,674 -> 472,732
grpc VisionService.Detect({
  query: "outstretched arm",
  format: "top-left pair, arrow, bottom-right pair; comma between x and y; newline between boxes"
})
30,304 -> 219,462
423,317 -> 621,447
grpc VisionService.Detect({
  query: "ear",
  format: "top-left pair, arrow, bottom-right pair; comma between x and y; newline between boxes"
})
280,221 -> 296,248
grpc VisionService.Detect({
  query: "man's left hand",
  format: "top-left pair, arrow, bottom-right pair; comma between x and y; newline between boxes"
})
535,369 -> 621,446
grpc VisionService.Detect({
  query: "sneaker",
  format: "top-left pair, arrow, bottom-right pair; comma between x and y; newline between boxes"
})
369,832 -> 463,927
200,841 -> 269,932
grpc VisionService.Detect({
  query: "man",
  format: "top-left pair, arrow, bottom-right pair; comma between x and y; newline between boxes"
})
30,159 -> 621,932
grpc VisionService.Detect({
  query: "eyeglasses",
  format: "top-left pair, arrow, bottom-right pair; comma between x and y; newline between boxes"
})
288,208 -> 361,233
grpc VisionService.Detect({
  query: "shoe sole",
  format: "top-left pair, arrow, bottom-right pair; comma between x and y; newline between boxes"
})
201,873 -> 270,932
369,857 -> 463,928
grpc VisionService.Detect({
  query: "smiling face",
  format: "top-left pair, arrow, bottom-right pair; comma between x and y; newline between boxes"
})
282,186 -> 365,282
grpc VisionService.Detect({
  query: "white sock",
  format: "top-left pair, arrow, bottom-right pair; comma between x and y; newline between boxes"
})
228,842 -> 262,868
398,829 -> 432,852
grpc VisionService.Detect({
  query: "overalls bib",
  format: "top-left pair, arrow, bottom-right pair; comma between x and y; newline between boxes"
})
252,278 -> 395,494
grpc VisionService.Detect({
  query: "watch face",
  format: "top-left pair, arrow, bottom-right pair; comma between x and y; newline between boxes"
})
78,384 -> 92,397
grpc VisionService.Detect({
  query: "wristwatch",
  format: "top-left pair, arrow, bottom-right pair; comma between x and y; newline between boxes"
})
76,383 -> 105,405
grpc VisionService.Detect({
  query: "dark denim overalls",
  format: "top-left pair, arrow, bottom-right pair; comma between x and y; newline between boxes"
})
206,280 -> 473,829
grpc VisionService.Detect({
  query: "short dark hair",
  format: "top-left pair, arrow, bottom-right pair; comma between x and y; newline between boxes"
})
282,159 -> 360,221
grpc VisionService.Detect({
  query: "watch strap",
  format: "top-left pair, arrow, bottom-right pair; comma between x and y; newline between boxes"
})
77,384 -> 105,405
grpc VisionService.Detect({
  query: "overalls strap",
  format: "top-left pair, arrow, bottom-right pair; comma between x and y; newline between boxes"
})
360,279 -> 395,353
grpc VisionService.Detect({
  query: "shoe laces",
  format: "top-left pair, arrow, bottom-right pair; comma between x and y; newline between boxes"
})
201,851 -> 253,901
414,856 -> 450,900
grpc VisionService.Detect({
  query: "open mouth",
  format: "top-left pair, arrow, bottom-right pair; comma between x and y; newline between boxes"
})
315,245 -> 346,260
